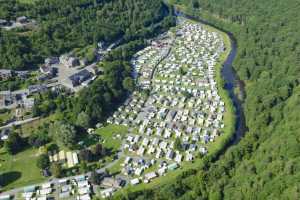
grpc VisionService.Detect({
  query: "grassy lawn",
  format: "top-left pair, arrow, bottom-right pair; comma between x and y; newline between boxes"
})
17,0 -> 38,4
73,44 -> 95,59
0,109 -> 13,126
20,113 -> 60,137
0,147 -> 45,190
107,157 -> 125,175
95,124 -> 128,152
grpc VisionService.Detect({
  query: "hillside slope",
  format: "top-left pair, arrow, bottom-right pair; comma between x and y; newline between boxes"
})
0,0 -> 173,70
113,0 -> 300,199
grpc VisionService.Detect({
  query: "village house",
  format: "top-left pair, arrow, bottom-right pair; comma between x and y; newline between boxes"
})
40,65 -> 56,77
0,69 -> 12,80
102,177 -> 124,188
69,69 -> 92,87
28,84 -> 48,94
144,172 -> 157,183
0,19 -> 9,27
0,91 -> 13,108
16,16 -> 28,24
45,57 -> 59,66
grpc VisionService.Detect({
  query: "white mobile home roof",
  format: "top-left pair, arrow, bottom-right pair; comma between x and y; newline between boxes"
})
72,152 -> 79,165
22,192 -> 33,198
0,195 -> 11,200
59,178 -> 68,184
23,185 -> 36,193
37,196 -> 47,200
144,172 -> 157,180
66,151 -> 74,168
131,178 -> 140,185
78,187 -> 90,195
59,191 -> 70,198
77,180 -> 89,188
39,188 -> 52,195
79,194 -> 91,200
75,175 -> 86,182
41,182 -> 52,189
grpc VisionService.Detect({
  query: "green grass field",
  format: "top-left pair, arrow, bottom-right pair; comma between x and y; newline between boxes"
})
96,124 -> 128,152
0,147 -> 45,190
0,109 -> 13,126
20,113 -> 60,137
17,0 -> 38,4
107,157 -> 125,174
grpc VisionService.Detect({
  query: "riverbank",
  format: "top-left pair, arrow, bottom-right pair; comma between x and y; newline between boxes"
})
173,2 -> 247,144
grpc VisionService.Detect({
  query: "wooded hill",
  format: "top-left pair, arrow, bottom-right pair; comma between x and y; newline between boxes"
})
0,0 -> 173,70
111,0 -> 300,199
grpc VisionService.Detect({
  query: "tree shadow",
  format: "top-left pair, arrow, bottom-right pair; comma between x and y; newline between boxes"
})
0,171 -> 22,187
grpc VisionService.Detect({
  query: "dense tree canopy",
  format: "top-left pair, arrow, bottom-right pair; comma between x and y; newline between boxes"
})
49,121 -> 77,148
0,0 -> 173,70
4,132 -> 25,155
36,154 -> 50,170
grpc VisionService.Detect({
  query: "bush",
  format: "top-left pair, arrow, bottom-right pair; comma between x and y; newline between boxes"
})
50,163 -> 63,178
36,154 -> 50,170
4,132 -> 25,155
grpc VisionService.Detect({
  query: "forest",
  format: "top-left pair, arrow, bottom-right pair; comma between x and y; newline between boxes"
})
0,0 -> 173,70
110,0 -> 300,199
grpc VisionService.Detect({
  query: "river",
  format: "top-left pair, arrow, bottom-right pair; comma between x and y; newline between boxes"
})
175,9 -> 247,145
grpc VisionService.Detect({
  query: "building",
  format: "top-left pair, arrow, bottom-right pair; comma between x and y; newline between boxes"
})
166,150 -> 175,160
23,97 -> 35,109
60,54 -> 80,68
69,69 -> 92,87
102,177 -> 124,188
0,19 -> 9,27
0,69 -> 12,80
130,178 -> 140,185
59,191 -> 71,199
80,58 -> 89,67
15,71 -> 29,79
40,65 -> 56,77
66,151 -> 78,168
90,66 -> 104,75
100,188 -> 115,198
167,110 -> 177,121
23,185 -> 36,193
144,172 -> 157,182
45,57 -> 59,66
0,195 -> 11,200
167,163 -> 179,171
28,84 -> 48,94
0,129 -> 10,141
67,57 -> 80,68
0,91 -> 12,107
16,16 -> 28,24
175,154 -> 183,163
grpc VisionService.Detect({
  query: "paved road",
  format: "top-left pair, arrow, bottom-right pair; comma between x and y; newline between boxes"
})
0,117 -> 40,130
